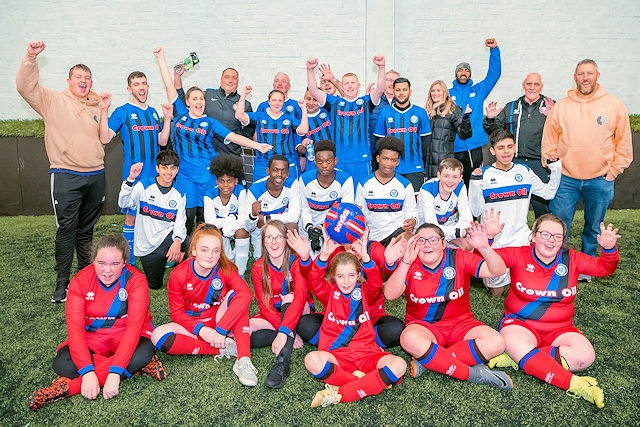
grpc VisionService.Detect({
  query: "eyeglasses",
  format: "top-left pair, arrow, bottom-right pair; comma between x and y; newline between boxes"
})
416,236 -> 444,246
264,235 -> 285,243
536,231 -> 564,242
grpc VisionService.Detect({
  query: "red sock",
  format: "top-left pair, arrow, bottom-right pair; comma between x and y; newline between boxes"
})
93,356 -> 116,385
519,348 -> 572,390
338,367 -> 397,402
66,353 -> 111,396
231,311 -> 252,359
314,362 -> 357,386
68,377 -> 82,396
416,343 -> 470,380
165,333 -> 220,355
539,345 -> 566,368
448,339 -> 486,365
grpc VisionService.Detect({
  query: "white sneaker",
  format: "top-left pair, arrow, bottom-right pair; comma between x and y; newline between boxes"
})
214,338 -> 237,361
233,356 -> 258,386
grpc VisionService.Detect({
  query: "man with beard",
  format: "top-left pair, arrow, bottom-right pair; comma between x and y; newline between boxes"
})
99,71 -> 173,265
374,77 -> 431,193
542,59 -> 632,282
449,38 -> 501,186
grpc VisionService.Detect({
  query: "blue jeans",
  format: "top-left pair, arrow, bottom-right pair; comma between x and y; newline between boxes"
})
550,174 -> 614,256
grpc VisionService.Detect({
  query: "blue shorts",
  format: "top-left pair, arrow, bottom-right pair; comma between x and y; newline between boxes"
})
177,170 -> 213,208
339,160 -> 372,191
121,207 -> 137,216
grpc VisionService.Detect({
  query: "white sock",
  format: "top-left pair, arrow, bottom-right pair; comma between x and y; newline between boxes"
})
235,238 -> 250,276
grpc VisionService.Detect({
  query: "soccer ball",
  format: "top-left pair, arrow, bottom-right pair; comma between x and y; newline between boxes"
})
323,202 -> 367,244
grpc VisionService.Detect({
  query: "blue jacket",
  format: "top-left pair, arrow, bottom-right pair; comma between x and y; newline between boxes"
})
449,47 -> 501,152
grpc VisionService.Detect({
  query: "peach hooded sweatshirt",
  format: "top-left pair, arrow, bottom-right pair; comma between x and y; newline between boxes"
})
16,55 -> 104,173
542,83 -> 632,179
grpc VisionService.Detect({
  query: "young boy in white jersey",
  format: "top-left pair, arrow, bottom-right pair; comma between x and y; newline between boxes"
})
468,128 -> 562,296
246,155 -> 301,260
417,158 -> 473,249
204,154 -> 251,276
356,136 -> 417,246
299,140 -> 354,253
118,150 -> 187,289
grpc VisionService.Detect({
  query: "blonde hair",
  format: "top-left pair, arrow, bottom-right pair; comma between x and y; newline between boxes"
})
425,80 -> 456,117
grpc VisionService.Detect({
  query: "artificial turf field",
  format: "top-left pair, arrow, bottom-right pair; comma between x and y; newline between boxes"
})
1,212 -> 638,426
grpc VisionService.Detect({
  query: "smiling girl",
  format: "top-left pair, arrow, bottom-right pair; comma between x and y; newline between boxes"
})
304,229 -> 406,408
385,222 -> 512,391
153,47 -> 271,235
150,224 -> 258,386
250,220 -> 312,388
424,80 -> 472,180
29,235 -> 161,410
487,213 -> 620,408
236,85 -> 308,181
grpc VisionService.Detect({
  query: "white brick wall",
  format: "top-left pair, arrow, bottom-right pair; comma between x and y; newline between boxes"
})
2,0 -> 639,120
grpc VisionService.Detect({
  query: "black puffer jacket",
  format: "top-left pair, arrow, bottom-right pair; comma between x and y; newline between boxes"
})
425,105 -> 472,179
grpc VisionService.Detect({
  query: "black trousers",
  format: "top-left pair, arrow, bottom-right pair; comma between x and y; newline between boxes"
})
53,337 -> 155,378
140,233 -> 188,290
454,147 -> 484,188
514,157 -> 551,219
51,172 -> 105,288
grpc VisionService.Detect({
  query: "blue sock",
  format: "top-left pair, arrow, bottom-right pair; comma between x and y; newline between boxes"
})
123,225 -> 136,266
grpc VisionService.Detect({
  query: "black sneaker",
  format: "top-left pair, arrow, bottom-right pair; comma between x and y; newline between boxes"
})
51,284 -> 68,303
264,357 -> 290,389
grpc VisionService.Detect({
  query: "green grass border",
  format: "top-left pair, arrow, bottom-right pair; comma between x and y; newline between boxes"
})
0,119 -> 45,137
2,115 -> 640,137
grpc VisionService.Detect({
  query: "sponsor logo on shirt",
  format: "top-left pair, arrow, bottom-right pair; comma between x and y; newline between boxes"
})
327,309 -> 370,326
131,124 -> 159,132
